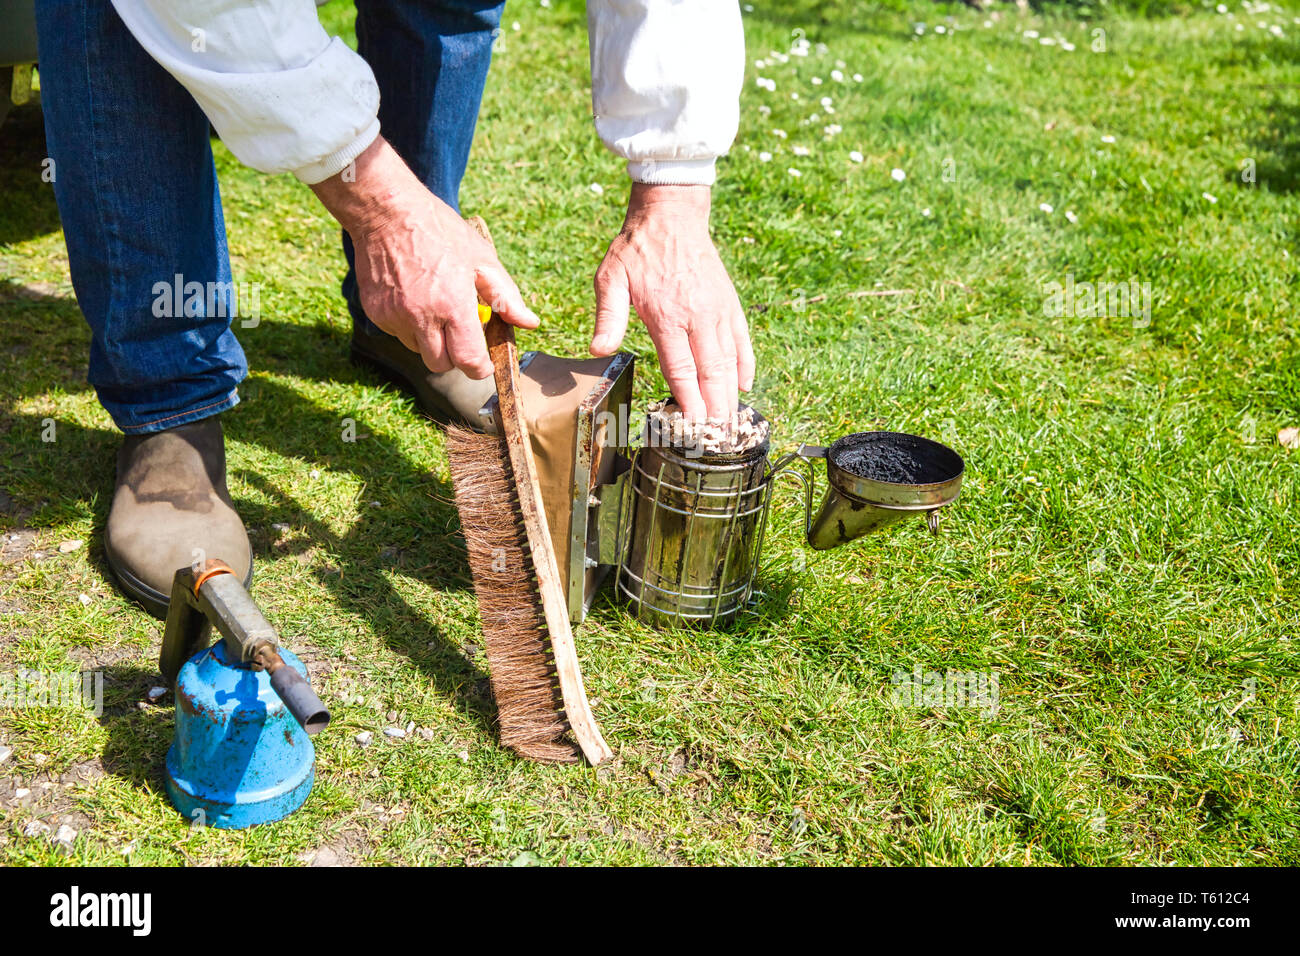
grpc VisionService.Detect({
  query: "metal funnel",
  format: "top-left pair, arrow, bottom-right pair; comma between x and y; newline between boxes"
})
796,431 -> 964,549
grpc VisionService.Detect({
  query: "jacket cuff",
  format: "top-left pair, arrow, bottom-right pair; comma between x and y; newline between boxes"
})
626,157 -> 717,186
292,118 -> 382,185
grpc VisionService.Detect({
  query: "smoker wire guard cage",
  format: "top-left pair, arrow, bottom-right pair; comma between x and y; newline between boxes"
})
610,426 -> 774,627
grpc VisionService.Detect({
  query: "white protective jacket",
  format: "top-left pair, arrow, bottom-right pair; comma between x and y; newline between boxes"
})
107,0 -> 744,186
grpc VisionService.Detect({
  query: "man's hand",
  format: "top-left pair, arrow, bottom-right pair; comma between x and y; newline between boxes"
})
311,136 -> 538,379
591,183 -> 754,422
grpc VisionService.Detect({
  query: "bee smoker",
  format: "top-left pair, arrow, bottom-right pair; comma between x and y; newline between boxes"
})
609,409 -> 965,627
474,354 -> 964,629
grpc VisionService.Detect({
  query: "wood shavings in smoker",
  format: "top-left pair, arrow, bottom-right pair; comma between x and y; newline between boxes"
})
646,398 -> 770,455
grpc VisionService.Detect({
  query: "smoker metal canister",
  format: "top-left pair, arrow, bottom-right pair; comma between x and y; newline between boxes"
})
616,411 -> 772,626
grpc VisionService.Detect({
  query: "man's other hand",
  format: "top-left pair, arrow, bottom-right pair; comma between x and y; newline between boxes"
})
311,136 -> 538,378
591,183 -> 754,422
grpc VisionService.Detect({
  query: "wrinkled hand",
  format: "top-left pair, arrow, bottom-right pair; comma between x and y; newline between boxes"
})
591,183 -> 754,421
312,136 -> 537,378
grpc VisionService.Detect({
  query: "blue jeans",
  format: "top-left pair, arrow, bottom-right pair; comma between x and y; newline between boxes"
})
35,0 -> 503,434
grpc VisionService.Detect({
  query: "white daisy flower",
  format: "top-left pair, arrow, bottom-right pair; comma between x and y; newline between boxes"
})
1203,192 -> 1218,203
787,167 -> 802,177
832,228 -> 843,237
891,167 -> 906,182
772,128 -> 788,138
1039,202 -> 1053,213
824,123 -> 842,136
921,208 -> 932,217
811,76 -> 823,85
1024,30 -> 1039,39
849,150 -> 864,163
756,76 -> 776,91
830,69 -> 844,81
935,25 -> 946,34
758,151 -> 773,162
820,96 -> 833,109
793,145 -> 811,156
853,73 -> 864,82
589,183 -> 604,195
1065,210 -> 1078,223
1101,134 -> 1116,143
758,104 -> 772,115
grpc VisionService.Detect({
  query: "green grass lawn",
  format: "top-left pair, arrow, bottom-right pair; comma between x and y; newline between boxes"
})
1,0 -> 1297,865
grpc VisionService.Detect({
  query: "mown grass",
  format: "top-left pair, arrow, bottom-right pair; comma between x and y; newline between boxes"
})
0,0 -> 1297,865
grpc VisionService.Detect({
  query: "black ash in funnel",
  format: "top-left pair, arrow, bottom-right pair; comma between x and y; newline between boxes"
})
830,432 -> 963,485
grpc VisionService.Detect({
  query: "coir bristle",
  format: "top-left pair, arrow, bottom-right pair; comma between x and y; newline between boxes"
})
445,425 -> 582,763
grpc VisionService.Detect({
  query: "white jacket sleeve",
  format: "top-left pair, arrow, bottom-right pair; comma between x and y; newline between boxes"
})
587,0 -> 744,186
109,0 -> 380,184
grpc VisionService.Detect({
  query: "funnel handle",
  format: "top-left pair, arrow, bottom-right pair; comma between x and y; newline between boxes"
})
768,446 -> 823,539
769,443 -> 827,475
795,445 -> 828,537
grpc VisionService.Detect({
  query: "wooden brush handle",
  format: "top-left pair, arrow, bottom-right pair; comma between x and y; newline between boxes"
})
470,217 -> 613,766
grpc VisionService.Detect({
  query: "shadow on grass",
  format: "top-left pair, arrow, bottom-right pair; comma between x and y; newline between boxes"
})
1220,84 -> 1300,198
0,102 -> 61,246
1218,38 -> 1300,198
1238,96 -> 1300,197
99,665 -> 173,792
0,285 -> 499,784
224,379 -> 497,736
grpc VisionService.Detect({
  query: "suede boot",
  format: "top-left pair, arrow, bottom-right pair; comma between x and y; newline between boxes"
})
104,417 -> 251,618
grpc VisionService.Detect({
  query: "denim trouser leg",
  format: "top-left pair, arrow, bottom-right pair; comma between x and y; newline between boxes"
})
35,0 -> 247,434
345,0 -> 505,336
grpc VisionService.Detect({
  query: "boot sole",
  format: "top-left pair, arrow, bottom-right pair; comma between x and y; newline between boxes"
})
104,539 -> 253,621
